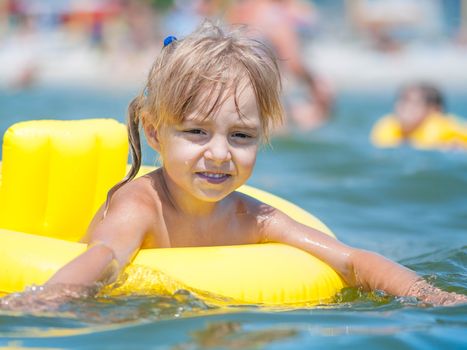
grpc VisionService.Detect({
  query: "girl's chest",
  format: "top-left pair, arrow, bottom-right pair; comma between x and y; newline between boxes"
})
142,213 -> 261,248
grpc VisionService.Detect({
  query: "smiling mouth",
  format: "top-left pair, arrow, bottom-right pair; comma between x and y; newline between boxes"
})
196,172 -> 232,184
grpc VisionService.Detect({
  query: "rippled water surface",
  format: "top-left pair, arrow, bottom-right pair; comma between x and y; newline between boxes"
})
0,87 -> 466,349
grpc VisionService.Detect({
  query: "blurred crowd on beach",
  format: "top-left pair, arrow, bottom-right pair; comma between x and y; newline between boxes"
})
1,0 -> 466,143
2,0 -> 466,88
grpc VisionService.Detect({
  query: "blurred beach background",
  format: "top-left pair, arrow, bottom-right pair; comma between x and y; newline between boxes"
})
1,1 -> 467,349
1,0 -> 467,91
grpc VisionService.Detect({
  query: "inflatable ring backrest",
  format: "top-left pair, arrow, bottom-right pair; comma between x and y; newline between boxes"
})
0,119 -> 128,241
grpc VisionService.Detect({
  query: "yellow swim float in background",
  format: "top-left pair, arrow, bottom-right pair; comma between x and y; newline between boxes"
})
371,113 -> 467,150
0,119 -> 345,305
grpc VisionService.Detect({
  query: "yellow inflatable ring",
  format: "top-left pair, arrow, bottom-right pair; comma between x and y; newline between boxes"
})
0,119 -> 346,306
370,113 -> 467,150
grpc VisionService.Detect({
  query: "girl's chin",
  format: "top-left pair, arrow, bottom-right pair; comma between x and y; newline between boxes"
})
193,189 -> 232,203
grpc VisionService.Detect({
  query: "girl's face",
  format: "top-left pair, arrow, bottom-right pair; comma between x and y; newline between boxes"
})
150,84 -> 261,204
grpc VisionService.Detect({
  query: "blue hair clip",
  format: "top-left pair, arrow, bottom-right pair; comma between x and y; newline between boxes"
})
163,35 -> 177,47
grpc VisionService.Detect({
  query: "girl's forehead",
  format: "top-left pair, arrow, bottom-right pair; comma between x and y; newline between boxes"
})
184,84 -> 260,123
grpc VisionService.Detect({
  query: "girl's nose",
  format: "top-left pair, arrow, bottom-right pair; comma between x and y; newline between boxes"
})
204,135 -> 232,163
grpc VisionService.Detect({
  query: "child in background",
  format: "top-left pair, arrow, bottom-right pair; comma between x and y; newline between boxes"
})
5,22 -> 467,308
371,83 -> 467,150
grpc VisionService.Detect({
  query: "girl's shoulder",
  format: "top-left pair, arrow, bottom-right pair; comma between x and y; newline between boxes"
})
116,170 -> 163,209
84,170 -> 164,243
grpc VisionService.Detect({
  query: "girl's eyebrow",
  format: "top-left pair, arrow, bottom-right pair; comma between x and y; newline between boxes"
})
182,115 -> 211,122
180,118 -> 209,126
232,122 -> 260,130
182,118 -> 259,129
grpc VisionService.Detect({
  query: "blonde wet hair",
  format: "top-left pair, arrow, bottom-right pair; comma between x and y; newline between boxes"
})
105,21 -> 283,212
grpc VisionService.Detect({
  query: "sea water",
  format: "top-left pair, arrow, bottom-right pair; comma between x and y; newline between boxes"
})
0,87 -> 466,349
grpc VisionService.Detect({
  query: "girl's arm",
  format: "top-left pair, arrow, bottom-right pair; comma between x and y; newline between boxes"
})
47,191 -> 151,287
261,208 -> 467,305
1,191 -> 152,312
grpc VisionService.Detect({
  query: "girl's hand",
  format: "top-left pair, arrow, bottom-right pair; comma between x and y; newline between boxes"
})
407,279 -> 467,306
0,284 -> 96,313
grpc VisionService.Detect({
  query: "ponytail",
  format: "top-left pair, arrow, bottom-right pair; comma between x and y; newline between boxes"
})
103,96 -> 144,218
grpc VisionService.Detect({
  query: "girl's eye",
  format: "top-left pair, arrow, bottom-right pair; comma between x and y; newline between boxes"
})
232,132 -> 252,139
184,129 -> 205,135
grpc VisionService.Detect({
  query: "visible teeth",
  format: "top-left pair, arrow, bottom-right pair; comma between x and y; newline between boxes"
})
200,172 -> 226,178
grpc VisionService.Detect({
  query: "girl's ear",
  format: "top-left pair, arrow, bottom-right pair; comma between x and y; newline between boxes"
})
143,119 -> 161,152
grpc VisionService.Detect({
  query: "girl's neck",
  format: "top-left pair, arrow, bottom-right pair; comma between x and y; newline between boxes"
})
157,168 -> 226,217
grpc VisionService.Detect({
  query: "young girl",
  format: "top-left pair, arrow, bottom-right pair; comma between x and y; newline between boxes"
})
42,22 -> 465,306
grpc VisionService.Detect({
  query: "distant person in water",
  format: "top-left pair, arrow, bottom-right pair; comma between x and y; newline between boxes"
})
371,83 -> 467,150
226,0 -> 334,131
